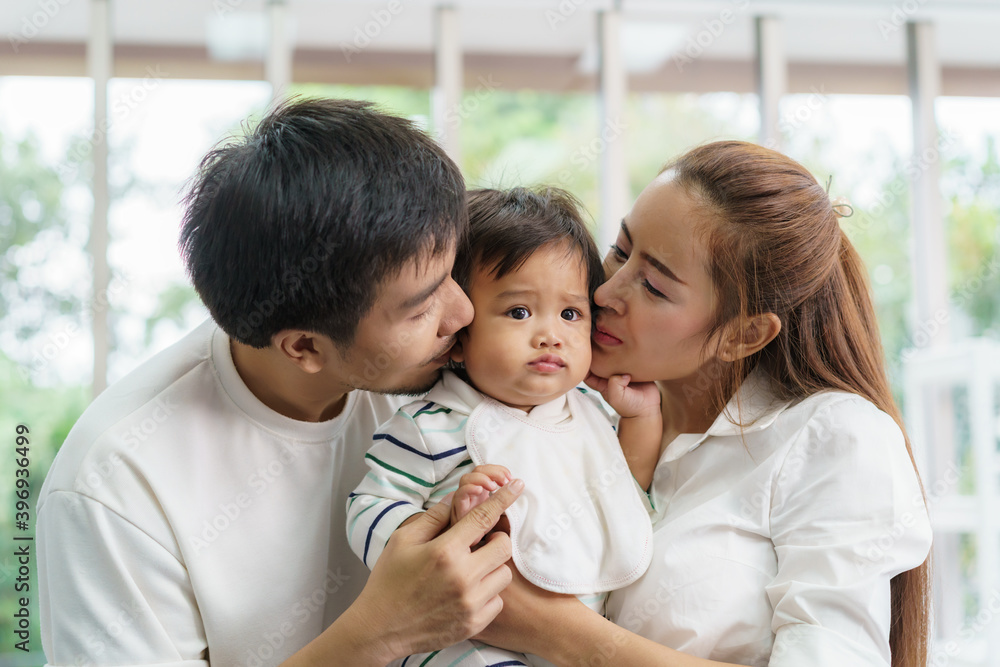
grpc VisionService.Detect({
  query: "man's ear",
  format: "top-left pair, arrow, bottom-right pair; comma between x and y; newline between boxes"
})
717,313 -> 781,363
272,330 -> 327,374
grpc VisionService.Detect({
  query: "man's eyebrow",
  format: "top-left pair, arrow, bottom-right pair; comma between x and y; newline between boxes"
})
399,272 -> 448,310
622,220 -> 687,287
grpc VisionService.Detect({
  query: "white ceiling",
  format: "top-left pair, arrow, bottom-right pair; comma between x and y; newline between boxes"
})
2,0 -> 1000,69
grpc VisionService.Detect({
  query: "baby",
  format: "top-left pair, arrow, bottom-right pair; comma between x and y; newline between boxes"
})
347,187 -> 660,667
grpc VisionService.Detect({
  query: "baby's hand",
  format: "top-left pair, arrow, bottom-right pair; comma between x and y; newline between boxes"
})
585,372 -> 661,419
451,464 -> 512,526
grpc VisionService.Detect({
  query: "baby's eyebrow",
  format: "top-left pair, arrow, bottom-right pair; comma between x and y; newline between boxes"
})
494,289 -> 537,300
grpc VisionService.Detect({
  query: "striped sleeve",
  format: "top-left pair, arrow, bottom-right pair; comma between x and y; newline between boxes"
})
346,403 -> 472,569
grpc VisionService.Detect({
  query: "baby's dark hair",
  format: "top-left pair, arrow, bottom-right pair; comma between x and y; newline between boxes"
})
453,187 -> 603,301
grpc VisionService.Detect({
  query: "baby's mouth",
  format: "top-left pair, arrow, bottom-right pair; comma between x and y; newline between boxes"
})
528,354 -> 566,373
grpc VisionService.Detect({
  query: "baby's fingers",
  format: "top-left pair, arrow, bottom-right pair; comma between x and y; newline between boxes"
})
584,372 -> 608,393
467,464 -> 511,488
460,472 -> 503,493
603,374 -> 632,402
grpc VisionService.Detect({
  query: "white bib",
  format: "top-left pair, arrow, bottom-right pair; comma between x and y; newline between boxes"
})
465,390 -> 653,594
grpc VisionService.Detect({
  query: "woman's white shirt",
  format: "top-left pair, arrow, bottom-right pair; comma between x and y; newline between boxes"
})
604,373 -> 932,666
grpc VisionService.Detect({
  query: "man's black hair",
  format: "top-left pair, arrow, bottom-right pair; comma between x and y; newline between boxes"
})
453,187 -> 603,302
179,97 -> 466,348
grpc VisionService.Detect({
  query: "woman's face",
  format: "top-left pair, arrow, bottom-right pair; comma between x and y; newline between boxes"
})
591,173 -> 720,383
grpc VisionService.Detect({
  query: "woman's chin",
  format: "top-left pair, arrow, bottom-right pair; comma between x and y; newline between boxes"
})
589,353 -> 631,381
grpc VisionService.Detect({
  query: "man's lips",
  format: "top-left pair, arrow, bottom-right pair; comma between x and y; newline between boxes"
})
429,338 -> 456,365
528,354 -> 566,373
593,322 -> 623,346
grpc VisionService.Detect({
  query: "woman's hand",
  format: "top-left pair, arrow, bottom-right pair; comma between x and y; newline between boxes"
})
585,372 -> 660,419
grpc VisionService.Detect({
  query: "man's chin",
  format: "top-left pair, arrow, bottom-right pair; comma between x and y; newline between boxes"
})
353,368 -> 443,397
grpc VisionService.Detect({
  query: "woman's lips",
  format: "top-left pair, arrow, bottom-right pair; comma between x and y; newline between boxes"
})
593,324 -> 623,346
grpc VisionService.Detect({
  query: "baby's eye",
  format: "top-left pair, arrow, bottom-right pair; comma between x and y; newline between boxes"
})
561,308 -> 582,321
507,306 -> 530,320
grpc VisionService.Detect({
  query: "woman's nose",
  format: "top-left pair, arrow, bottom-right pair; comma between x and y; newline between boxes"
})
594,271 -> 626,313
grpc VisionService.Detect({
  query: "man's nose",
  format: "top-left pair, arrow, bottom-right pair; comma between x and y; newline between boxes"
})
438,277 -> 473,336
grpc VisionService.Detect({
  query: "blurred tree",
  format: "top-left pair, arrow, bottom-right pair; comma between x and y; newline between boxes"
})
944,135 -> 1000,338
0,131 -> 78,342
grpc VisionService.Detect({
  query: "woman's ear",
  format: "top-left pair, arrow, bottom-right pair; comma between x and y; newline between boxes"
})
717,313 -> 781,363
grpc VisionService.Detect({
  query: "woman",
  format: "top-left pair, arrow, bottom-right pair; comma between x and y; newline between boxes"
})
479,141 -> 933,666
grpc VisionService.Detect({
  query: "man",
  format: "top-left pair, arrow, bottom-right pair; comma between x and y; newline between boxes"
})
37,98 -> 521,666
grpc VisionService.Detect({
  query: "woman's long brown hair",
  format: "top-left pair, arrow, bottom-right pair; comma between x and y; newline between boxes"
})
666,141 -> 931,666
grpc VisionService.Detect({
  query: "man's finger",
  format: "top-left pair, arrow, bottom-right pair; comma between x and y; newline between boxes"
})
467,527 -> 514,579
444,479 -> 523,549
470,594 -> 505,637
396,494 -> 452,543
476,558 -> 513,602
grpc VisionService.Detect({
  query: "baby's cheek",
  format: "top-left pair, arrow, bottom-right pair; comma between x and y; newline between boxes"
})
570,329 -> 593,353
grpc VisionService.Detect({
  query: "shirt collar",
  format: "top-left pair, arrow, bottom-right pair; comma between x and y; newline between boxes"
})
660,369 -> 793,462
425,369 -> 485,413
527,393 -> 570,424
428,370 -> 572,424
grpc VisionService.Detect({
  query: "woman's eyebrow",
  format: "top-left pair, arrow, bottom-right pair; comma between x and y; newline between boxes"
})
622,220 -> 688,287
642,252 -> 688,287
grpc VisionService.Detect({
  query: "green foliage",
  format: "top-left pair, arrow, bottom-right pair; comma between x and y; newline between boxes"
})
291,83 -> 430,120
0,131 -> 77,343
143,282 -> 200,348
944,136 -> 1000,337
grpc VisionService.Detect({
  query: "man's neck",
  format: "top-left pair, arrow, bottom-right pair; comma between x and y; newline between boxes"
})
230,340 -> 349,423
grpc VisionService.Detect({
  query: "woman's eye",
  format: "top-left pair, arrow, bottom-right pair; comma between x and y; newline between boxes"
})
609,244 -> 628,261
643,279 -> 668,300
561,308 -> 582,321
507,307 -> 530,320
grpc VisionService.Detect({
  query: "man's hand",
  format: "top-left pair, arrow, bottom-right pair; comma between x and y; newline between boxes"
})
451,464 -> 512,525
311,478 -> 523,665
